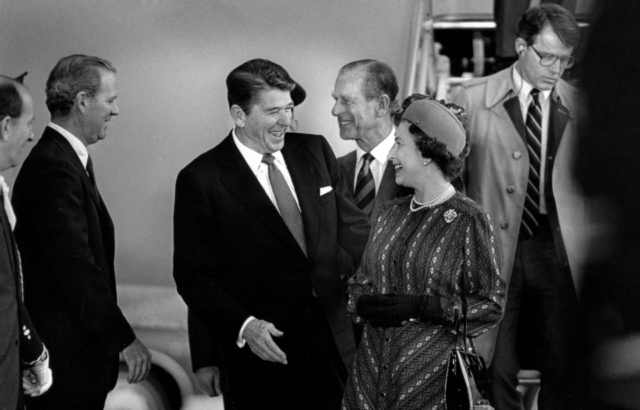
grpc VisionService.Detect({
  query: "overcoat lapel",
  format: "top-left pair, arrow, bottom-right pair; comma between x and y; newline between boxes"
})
282,142 -> 320,259
548,96 -> 570,159
504,96 -> 526,143
218,135 -> 305,256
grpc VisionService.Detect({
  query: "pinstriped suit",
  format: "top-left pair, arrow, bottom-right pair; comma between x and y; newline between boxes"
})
13,127 -> 136,398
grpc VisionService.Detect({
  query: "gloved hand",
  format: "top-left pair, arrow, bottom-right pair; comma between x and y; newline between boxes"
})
356,294 -> 439,328
23,347 -> 52,397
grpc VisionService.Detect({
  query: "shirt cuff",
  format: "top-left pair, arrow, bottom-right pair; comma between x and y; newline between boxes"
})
236,316 -> 256,348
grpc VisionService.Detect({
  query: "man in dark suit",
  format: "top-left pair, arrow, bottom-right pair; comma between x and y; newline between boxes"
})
0,74 -> 52,410
331,61 -> 411,346
332,60 -> 410,223
173,58 -> 370,410
12,55 -> 152,410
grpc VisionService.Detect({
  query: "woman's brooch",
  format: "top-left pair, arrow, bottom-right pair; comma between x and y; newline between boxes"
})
444,209 -> 457,223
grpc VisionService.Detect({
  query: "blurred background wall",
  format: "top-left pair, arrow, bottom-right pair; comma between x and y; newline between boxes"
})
0,0 -> 431,287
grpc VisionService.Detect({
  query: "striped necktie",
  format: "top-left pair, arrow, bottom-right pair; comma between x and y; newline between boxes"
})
520,88 -> 542,239
262,154 -> 307,255
354,153 -> 375,216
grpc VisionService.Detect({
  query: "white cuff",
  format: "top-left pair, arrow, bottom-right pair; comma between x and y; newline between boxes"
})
236,316 -> 256,348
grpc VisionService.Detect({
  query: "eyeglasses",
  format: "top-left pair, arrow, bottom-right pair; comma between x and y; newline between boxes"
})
529,45 -> 575,68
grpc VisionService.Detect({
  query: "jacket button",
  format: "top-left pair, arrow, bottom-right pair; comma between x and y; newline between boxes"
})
513,151 -> 522,159
385,337 -> 390,342
381,392 -> 386,397
506,186 -> 515,194
383,365 -> 388,370
501,222 -> 509,229
14,340 -> 19,346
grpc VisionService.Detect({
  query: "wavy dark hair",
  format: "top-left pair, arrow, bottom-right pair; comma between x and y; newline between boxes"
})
402,96 -> 470,181
226,59 -> 296,115
0,76 -> 23,120
517,4 -> 580,48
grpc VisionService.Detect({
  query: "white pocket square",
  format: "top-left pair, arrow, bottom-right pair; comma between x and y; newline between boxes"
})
320,186 -> 333,196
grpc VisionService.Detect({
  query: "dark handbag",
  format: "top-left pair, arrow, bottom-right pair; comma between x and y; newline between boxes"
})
445,296 -> 494,409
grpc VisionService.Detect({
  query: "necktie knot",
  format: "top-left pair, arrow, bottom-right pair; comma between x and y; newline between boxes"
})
530,88 -> 541,104
361,152 -> 374,166
261,154 -> 275,166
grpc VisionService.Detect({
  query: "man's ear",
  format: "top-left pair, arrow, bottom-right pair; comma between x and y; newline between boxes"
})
515,38 -> 527,56
75,91 -> 89,114
376,94 -> 391,117
0,116 -> 11,142
230,105 -> 246,128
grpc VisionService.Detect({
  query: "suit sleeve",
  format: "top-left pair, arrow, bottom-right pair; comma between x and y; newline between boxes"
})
188,309 -> 220,371
173,166 -> 251,343
15,159 -> 135,356
19,303 -> 46,364
320,137 -> 370,265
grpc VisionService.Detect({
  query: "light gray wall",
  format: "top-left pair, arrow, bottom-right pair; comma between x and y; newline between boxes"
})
0,0 -> 415,286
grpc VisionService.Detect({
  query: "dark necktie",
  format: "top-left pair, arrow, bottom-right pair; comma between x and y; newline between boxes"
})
86,156 -> 101,199
354,153 -> 375,216
262,154 -> 307,255
86,155 -> 97,187
520,88 -> 542,239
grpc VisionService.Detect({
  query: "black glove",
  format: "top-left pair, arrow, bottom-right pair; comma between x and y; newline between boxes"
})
356,294 -> 442,328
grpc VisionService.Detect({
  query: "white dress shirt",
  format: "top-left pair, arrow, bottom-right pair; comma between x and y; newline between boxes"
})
231,128 -> 304,347
512,67 -> 551,214
48,123 -> 90,173
354,127 -> 395,193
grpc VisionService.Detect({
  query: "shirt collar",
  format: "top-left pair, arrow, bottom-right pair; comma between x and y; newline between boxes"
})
232,128 -> 286,172
48,122 -> 89,168
512,65 -> 552,107
356,126 -> 396,165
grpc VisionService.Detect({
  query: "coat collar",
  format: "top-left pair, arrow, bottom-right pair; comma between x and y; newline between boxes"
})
485,65 -> 575,118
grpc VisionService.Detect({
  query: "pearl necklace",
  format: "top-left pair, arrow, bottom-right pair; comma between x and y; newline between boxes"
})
410,185 -> 455,212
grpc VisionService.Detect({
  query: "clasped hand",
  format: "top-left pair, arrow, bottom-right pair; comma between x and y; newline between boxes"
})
356,293 -> 427,328
243,319 -> 287,365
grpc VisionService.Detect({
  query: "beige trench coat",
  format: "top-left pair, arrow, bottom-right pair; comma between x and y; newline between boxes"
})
452,66 -> 589,360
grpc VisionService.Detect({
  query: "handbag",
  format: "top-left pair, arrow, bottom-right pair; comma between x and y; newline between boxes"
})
445,295 -> 494,410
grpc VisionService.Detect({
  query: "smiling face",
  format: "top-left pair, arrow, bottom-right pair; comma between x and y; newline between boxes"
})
81,70 -> 119,146
331,70 -> 380,144
388,121 -> 426,189
517,25 -> 574,91
235,88 -> 293,154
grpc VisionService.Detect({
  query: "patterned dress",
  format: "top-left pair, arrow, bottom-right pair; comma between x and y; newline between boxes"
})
343,193 -> 506,410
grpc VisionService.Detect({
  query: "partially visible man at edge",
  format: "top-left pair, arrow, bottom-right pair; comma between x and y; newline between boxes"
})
12,55 -> 152,410
0,74 -> 52,410
453,5 -> 583,409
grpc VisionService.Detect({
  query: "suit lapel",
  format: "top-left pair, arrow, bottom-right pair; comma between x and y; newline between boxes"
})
503,96 -> 526,143
343,151 -> 357,192
282,141 -> 320,259
218,136 -> 305,256
44,129 -> 103,211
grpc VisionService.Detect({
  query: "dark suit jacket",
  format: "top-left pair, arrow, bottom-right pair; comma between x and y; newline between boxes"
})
336,151 -> 412,282
0,194 -> 44,410
338,150 -> 412,222
12,127 -> 136,392
174,132 -> 370,390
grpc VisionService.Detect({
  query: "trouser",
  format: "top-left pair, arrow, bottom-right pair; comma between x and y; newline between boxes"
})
223,296 -> 347,410
26,388 -> 108,410
489,217 -> 581,410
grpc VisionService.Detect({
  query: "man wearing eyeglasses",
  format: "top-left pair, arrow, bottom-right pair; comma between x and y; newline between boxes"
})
453,4 -> 583,410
